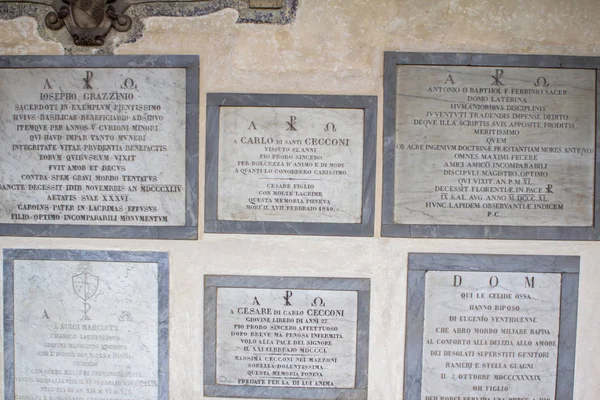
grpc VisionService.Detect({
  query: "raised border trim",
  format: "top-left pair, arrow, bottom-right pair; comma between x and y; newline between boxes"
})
205,93 -> 377,237
383,51 -> 600,240
0,55 -> 199,240
204,275 -> 370,399
404,253 -> 580,400
3,248 -> 170,400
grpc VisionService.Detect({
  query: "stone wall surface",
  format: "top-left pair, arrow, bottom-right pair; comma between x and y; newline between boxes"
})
1,0 -> 600,399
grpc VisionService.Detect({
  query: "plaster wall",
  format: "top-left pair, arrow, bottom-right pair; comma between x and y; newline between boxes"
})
1,1 -> 600,398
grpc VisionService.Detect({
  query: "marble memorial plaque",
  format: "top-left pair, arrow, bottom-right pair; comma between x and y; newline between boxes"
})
383,52 -> 600,240
205,94 -> 377,236
404,253 -> 580,400
218,107 -> 363,224
423,271 -> 560,399
204,275 -> 370,399
3,249 -> 169,400
395,66 -> 594,226
0,55 -> 199,239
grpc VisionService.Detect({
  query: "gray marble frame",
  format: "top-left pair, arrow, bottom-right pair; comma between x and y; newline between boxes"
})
382,51 -> 600,240
404,253 -> 580,400
3,248 -> 170,400
205,93 -> 377,237
0,55 -> 199,240
204,275 -> 370,399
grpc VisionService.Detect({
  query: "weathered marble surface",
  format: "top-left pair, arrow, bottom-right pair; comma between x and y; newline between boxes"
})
204,275 -> 370,399
0,67 -> 186,225
421,271 -> 561,399
394,65 -> 595,227
0,55 -> 199,239
205,93 -> 377,236
404,253 -> 580,400
217,106 -> 364,224
2,1 -> 600,399
216,287 -> 358,387
3,249 -> 169,400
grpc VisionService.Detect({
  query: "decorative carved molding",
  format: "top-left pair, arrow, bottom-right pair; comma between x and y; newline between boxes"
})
0,0 -> 296,48
42,0 -> 133,46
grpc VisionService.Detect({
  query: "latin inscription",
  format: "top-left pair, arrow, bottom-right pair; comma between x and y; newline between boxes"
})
421,271 -> 561,400
217,107 -> 364,223
12,259 -> 160,400
394,66 -> 595,226
0,68 -> 187,226
215,288 -> 358,388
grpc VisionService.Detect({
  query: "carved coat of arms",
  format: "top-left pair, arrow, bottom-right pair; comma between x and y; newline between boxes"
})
46,0 -> 132,45
72,271 -> 99,320
0,0 -> 293,47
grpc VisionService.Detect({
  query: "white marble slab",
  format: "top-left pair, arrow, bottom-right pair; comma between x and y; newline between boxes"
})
0,67 -> 187,226
394,66 -> 595,226
215,287 -> 358,388
421,271 -> 561,400
11,258 -> 160,399
217,107 -> 364,223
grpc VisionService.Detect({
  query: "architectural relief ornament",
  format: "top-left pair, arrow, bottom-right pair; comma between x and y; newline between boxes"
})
44,0 -> 133,46
0,0 -> 296,48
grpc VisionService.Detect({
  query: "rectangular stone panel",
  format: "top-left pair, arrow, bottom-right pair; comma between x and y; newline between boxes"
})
0,55 -> 199,239
404,253 -> 580,400
205,94 -> 377,236
382,52 -> 600,240
3,249 -> 169,400
396,66 -> 595,226
422,271 -> 560,399
218,107 -> 363,224
204,275 -> 370,399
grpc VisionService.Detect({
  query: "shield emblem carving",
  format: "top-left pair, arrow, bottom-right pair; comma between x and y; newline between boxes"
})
71,0 -> 107,29
72,271 -> 99,302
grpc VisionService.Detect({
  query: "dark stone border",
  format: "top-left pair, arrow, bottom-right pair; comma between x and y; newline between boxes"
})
3,248 -> 170,400
404,253 -> 579,400
204,275 -> 370,399
382,52 -> 600,240
0,55 -> 199,239
205,93 -> 377,237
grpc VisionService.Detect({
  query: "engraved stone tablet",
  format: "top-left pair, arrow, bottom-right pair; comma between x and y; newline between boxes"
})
0,55 -> 199,239
383,52 -> 600,240
218,107 -> 364,224
404,253 -> 580,400
423,271 -> 560,399
3,249 -> 169,400
396,66 -> 594,226
205,94 -> 377,236
204,276 -> 370,399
